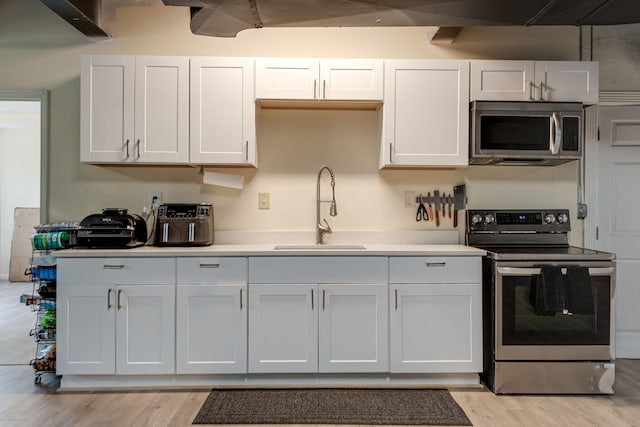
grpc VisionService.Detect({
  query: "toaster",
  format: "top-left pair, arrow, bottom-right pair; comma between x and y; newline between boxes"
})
154,203 -> 214,246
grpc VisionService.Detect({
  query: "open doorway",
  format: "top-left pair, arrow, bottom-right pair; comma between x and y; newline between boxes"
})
0,91 -> 48,281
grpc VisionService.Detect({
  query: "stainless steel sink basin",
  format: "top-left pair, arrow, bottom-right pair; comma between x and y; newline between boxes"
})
273,244 -> 366,250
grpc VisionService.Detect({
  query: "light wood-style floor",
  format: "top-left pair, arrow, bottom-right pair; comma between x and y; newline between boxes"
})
1,280 -> 639,427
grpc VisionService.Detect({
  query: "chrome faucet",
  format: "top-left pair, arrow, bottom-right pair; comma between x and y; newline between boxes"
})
316,165 -> 337,244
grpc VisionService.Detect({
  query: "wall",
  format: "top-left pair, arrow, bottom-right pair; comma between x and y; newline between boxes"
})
0,1 -> 585,245
0,127 -> 40,276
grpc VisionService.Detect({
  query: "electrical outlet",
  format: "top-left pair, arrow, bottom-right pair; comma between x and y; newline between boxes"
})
404,191 -> 415,208
149,191 -> 163,209
258,192 -> 270,210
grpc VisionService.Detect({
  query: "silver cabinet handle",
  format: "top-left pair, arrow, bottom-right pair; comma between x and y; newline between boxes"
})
311,288 -> 314,310
313,79 -> 317,99
117,289 -> 122,310
426,262 -> 446,267
538,81 -> 545,101
188,223 -> 195,242
124,139 -> 130,159
162,223 -> 169,242
394,289 -> 398,311
199,263 -> 220,268
107,288 -> 112,310
136,139 -> 141,160
103,264 -> 125,269
323,80 -> 326,99
245,140 -> 249,161
322,289 -> 326,311
529,81 -> 535,100
240,288 -> 243,310
389,142 -> 393,164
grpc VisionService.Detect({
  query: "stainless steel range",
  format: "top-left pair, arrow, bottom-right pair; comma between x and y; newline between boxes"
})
466,209 -> 616,394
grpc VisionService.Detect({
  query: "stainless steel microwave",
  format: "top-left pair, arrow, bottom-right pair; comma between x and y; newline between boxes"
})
470,101 -> 583,166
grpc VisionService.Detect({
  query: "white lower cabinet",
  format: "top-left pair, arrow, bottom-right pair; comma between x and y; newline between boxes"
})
247,257 -> 389,374
176,257 -> 248,374
248,284 -> 318,373
248,283 -> 388,373
389,257 -> 482,373
56,258 -> 176,375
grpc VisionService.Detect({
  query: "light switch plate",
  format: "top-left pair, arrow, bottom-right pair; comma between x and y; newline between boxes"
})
259,192 -> 270,209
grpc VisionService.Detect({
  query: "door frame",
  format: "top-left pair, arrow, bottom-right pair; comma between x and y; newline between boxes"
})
0,90 -> 49,224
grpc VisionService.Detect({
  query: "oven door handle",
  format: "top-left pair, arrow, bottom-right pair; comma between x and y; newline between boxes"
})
497,266 -> 615,276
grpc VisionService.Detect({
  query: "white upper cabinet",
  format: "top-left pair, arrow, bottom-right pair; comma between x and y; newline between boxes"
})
81,55 -> 189,164
471,60 -> 599,104
381,60 -> 470,168
255,58 -> 383,101
190,57 -> 257,166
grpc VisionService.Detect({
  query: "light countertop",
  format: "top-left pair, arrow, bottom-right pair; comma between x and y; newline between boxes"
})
55,243 -> 485,258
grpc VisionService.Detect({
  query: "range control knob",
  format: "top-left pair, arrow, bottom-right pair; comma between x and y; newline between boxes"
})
484,214 -> 495,224
471,214 -> 483,225
544,213 -> 557,224
557,213 -> 569,224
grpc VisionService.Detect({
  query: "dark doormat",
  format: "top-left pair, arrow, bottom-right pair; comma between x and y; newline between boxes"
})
193,388 -> 472,425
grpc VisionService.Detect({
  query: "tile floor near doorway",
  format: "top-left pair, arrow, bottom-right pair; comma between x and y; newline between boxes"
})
1,280 -> 639,427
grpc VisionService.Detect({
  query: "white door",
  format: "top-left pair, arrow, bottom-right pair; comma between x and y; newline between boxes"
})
57,285 -> 116,375
248,284 -> 318,373
389,283 -> 482,373
176,284 -> 247,374
134,56 -> 189,163
318,284 -> 388,373
595,106 -> 640,358
80,55 -> 135,163
535,61 -> 599,103
470,60 -> 535,101
190,57 -> 256,165
255,58 -> 319,99
382,60 -> 469,167
115,285 -> 175,375
320,59 -> 383,101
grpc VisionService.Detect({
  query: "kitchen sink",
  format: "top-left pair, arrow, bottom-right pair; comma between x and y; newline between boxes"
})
273,244 -> 366,250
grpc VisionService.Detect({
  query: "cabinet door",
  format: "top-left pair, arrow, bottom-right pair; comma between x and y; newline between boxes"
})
80,55 -> 135,163
535,61 -> 599,104
318,284 -> 388,373
382,60 -> 469,167
57,285 -> 116,375
115,285 -> 175,375
320,59 -> 383,101
255,58 -> 319,100
190,57 -> 256,165
176,284 -> 247,374
389,283 -> 482,373
134,56 -> 190,163
470,60 -> 535,101
248,284 -> 318,373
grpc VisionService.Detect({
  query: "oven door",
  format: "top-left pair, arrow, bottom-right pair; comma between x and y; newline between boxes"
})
494,261 -> 615,361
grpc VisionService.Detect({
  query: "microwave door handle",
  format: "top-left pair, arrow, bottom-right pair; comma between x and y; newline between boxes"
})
550,112 -> 562,154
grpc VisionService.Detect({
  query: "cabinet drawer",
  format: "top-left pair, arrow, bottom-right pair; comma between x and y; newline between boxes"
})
177,257 -> 247,284
389,256 -> 480,284
58,257 -> 176,285
249,257 -> 387,284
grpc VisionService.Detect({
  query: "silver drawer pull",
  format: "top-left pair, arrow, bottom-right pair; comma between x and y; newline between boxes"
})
103,264 -> 125,269
426,262 -> 446,267
199,263 -> 220,269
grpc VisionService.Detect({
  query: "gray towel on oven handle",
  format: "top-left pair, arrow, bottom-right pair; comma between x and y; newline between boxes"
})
539,265 -> 566,313
564,266 -> 595,315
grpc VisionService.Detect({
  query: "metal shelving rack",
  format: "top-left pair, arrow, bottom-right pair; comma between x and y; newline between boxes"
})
23,223 -> 76,384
